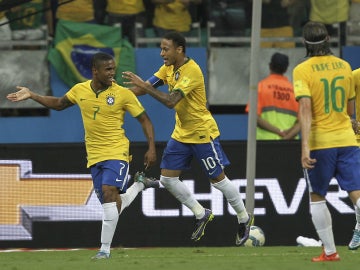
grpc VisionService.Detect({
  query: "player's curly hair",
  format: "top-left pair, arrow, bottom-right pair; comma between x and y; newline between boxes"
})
163,31 -> 187,53
303,21 -> 332,57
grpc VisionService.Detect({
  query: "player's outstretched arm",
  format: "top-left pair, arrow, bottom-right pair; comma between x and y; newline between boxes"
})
7,86 -> 74,111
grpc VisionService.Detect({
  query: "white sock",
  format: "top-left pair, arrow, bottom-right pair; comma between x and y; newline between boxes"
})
310,201 -> 336,255
119,182 -> 144,214
355,198 -> 360,230
160,175 -> 205,219
212,176 -> 248,223
100,202 -> 119,254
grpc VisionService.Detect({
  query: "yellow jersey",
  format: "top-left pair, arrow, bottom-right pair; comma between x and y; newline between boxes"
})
66,80 -> 145,167
106,0 -> 144,15
153,1 -> 191,32
154,58 -> 220,143
310,0 -> 349,24
353,68 -> 360,143
293,55 -> 357,150
56,0 -> 94,22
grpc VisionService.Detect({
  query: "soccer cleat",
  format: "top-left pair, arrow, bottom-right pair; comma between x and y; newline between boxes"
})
91,251 -> 110,260
191,209 -> 214,241
235,213 -> 254,246
311,251 -> 340,262
134,171 -> 160,189
348,229 -> 360,250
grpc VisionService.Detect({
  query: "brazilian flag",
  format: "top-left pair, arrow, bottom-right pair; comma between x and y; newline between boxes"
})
48,20 -> 135,87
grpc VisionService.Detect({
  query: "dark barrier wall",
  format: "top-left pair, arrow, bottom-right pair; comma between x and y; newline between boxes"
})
0,141 -> 356,248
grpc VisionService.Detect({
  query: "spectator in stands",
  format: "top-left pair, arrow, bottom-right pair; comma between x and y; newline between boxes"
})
93,0 -> 107,25
0,11 -> 12,49
309,0 -> 349,50
261,0 -> 295,48
347,0 -> 360,43
152,0 -> 202,37
245,52 -> 300,140
6,0 -> 53,43
284,0 -> 310,36
207,0 -> 247,37
105,0 -> 146,46
55,0 -> 94,23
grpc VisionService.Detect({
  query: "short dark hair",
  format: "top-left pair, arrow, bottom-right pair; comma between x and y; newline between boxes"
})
163,31 -> 186,53
270,52 -> 289,74
302,21 -> 332,57
91,52 -> 114,69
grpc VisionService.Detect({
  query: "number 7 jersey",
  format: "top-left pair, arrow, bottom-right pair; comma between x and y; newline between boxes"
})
66,80 -> 145,167
293,55 -> 357,150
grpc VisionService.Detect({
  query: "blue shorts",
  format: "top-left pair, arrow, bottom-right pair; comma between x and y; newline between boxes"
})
90,160 -> 129,203
305,146 -> 360,196
160,137 -> 230,178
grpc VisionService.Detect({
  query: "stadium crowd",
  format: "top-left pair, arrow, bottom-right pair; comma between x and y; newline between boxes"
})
0,0 -> 359,48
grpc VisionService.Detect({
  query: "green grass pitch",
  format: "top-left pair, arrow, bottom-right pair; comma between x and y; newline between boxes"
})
0,246 -> 359,270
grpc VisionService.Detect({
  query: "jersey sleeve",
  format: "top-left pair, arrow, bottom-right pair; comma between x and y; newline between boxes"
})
154,65 -> 168,84
123,88 -> 145,118
65,86 -> 78,104
293,65 -> 311,100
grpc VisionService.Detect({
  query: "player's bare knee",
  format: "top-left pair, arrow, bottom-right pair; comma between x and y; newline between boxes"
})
102,185 -> 118,203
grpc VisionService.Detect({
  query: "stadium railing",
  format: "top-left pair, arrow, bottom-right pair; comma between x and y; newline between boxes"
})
0,24 -> 50,50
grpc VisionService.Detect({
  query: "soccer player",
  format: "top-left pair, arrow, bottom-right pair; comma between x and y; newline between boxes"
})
6,52 -> 159,260
122,31 -> 253,245
293,21 -> 360,262
349,67 -> 360,250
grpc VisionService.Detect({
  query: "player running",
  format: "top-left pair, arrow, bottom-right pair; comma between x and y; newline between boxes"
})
123,31 -> 253,245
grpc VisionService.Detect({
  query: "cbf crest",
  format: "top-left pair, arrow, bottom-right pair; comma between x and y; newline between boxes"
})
106,94 -> 115,105
174,71 -> 180,81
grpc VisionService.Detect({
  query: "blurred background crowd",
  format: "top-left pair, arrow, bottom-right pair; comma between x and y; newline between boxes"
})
0,0 -> 359,49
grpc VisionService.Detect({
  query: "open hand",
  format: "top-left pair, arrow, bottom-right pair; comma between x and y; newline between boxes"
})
7,86 -> 31,102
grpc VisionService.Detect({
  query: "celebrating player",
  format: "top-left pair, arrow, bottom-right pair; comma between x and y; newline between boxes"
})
122,31 -> 253,245
7,52 -> 159,260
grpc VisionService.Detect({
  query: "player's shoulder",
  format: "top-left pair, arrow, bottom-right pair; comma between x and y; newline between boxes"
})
70,80 -> 91,91
293,57 -> 310,71
112,83 -> 138,98
187,58 -> 201,68
353,67 -> 360,77
183,58 -> 202,74
111,82 -> 129,91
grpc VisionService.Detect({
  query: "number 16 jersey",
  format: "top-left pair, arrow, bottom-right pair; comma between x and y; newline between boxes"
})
293,55 -> 357,150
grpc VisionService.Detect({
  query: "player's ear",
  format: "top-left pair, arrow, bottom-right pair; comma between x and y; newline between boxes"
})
176,46 -> 183,54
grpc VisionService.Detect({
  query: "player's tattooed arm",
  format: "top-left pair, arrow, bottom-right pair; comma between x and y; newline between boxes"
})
147,88 -> 183,109
58,95 -> 75,110
122,71 -> 183,108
